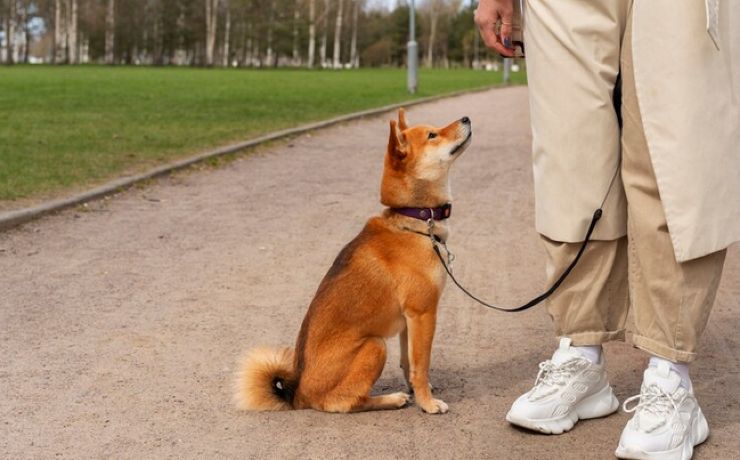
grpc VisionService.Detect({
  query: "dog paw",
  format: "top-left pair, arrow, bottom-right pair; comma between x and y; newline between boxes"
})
420,398 -> 448,414
389,392 -> 412,408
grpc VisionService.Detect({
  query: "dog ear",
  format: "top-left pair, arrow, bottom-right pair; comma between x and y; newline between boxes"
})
398,108 -> 408,131
388,120 -> 407,160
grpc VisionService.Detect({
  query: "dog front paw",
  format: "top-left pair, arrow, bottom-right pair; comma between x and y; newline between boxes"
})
419,398 -> 448,414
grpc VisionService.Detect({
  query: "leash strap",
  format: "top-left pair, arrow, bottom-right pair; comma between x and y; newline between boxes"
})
430,208 -> 603,313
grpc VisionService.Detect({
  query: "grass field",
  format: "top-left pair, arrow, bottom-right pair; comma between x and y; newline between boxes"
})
0,65 -> 526,202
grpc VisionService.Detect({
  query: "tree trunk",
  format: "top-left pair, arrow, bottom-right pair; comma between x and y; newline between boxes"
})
349,0 -> 360,68
319,0 -> 329,67
291,0 -> 300,66
53,0 -> 62,63
18,0 -> 27,63
243,21 -> 252,66
205,0 -> 218,66
105,0 -> 115,64
153,12 -> 163,65
426,9 -> 437,68
307,0 -> 316,68
332,0 -> 343,68
0,8 -> 3,63
23,1 -> 31,63
265,0 -> 275,67
68,0 -> 78,64
222,0 -> 230,67
79,31 -> 89,63
67,0 -> 78,64
7,0 -> 15,64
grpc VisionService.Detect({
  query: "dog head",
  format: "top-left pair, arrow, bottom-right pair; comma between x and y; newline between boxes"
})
380,108 -> 472,208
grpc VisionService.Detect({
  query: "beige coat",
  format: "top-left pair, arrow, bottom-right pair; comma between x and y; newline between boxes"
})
527,0 -> 740,262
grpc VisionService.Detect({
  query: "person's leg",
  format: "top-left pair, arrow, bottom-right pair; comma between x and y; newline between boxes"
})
526,0 -> 632,351
542,236 -> 629,350
619,6 -> 726,370
615,10 -> 726,458
506,0 -> 631,434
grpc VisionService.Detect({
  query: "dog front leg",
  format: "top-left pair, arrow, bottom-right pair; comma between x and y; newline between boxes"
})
400,324 -> 434,394
406,311 -> 447,414
399,326 -> 412,392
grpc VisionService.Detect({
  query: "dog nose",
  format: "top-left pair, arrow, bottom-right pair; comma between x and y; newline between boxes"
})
461,116 -> 471,124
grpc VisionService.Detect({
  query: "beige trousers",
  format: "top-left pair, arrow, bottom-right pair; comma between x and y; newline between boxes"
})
528,1 -> 727,363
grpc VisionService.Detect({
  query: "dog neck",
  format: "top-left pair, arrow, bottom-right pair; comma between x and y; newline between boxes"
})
382,207 -> 450,243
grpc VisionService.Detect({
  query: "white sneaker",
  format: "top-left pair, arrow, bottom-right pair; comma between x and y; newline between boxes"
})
615,361 -> 709,460
506,338 -> 619,434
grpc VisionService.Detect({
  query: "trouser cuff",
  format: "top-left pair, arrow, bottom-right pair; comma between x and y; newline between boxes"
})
560,329 -> 626,346
632,335 -> 697,363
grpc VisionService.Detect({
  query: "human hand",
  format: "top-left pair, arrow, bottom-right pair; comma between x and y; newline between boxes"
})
474,0 -> 515,57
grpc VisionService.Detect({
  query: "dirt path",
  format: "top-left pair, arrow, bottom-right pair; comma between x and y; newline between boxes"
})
1,87 -> 738,459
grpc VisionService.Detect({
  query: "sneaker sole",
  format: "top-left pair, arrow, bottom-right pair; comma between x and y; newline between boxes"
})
506,384 -> 620,435
614,408 -> 709,460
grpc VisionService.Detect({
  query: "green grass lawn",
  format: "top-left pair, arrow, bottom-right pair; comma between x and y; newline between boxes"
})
0,65 -> 526,202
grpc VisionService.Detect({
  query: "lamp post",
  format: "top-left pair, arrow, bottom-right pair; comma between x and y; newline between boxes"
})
407,0 -> 418,94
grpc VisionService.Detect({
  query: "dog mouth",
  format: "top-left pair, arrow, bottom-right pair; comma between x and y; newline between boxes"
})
450,132 -> 472,155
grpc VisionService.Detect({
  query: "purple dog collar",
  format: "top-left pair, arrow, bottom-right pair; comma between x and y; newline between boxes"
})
392,203 -> 452,221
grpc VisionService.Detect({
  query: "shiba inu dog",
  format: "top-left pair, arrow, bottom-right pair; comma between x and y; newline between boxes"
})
234,109 -> 471,414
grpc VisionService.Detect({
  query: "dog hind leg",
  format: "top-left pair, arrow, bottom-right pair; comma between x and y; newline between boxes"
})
319,338 -> 409,413
356,392 -> 411,411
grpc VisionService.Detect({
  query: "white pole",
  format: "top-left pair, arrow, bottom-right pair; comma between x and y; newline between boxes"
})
503,57 -> 512,84
407,0 -> 418,93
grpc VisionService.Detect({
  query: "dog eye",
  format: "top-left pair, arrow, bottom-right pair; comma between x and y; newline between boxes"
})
428,132 -> 438,140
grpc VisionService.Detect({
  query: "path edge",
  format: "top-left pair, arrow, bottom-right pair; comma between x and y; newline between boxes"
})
0,84 -> 502,232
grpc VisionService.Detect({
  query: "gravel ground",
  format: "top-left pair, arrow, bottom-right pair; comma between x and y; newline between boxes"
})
1,86 -> 738,459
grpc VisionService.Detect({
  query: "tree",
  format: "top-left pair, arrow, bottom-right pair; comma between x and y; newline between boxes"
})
331,0 -> 342,68
264,0 -> 275,66
6,0 -> 16,64
349,0 -> 360,68
67,0 -> 77,64
104,0 -> 114,64
205,0 -> 218,66
222,0 -> 231,66
319,0 -> 329,67
425,0 -> 442,67
306,0 -> 315,67
53,0 -> 62,63
291,0 -> 299,65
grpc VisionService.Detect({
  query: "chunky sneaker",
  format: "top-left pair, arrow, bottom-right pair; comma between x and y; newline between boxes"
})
506,338 -> 619,434
615,361 -> 709,460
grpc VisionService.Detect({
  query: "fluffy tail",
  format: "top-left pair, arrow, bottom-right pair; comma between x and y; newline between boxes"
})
233,347 -> 297,411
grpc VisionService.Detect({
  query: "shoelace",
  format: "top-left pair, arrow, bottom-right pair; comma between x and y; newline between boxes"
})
622,384 -> 681,419
533,358 -> 584,389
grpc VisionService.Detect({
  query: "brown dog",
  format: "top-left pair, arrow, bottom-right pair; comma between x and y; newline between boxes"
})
234,109 -> 471,414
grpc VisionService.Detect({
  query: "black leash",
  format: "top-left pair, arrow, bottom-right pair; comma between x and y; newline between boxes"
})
430,208 -> 601,312
429,166 -> 619,313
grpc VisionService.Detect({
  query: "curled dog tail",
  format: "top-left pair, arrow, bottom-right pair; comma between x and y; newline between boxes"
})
233,347 -> 297,411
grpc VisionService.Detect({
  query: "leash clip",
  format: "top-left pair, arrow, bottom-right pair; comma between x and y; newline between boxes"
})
427,218 -> 455,271
426,218 -> 437,246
